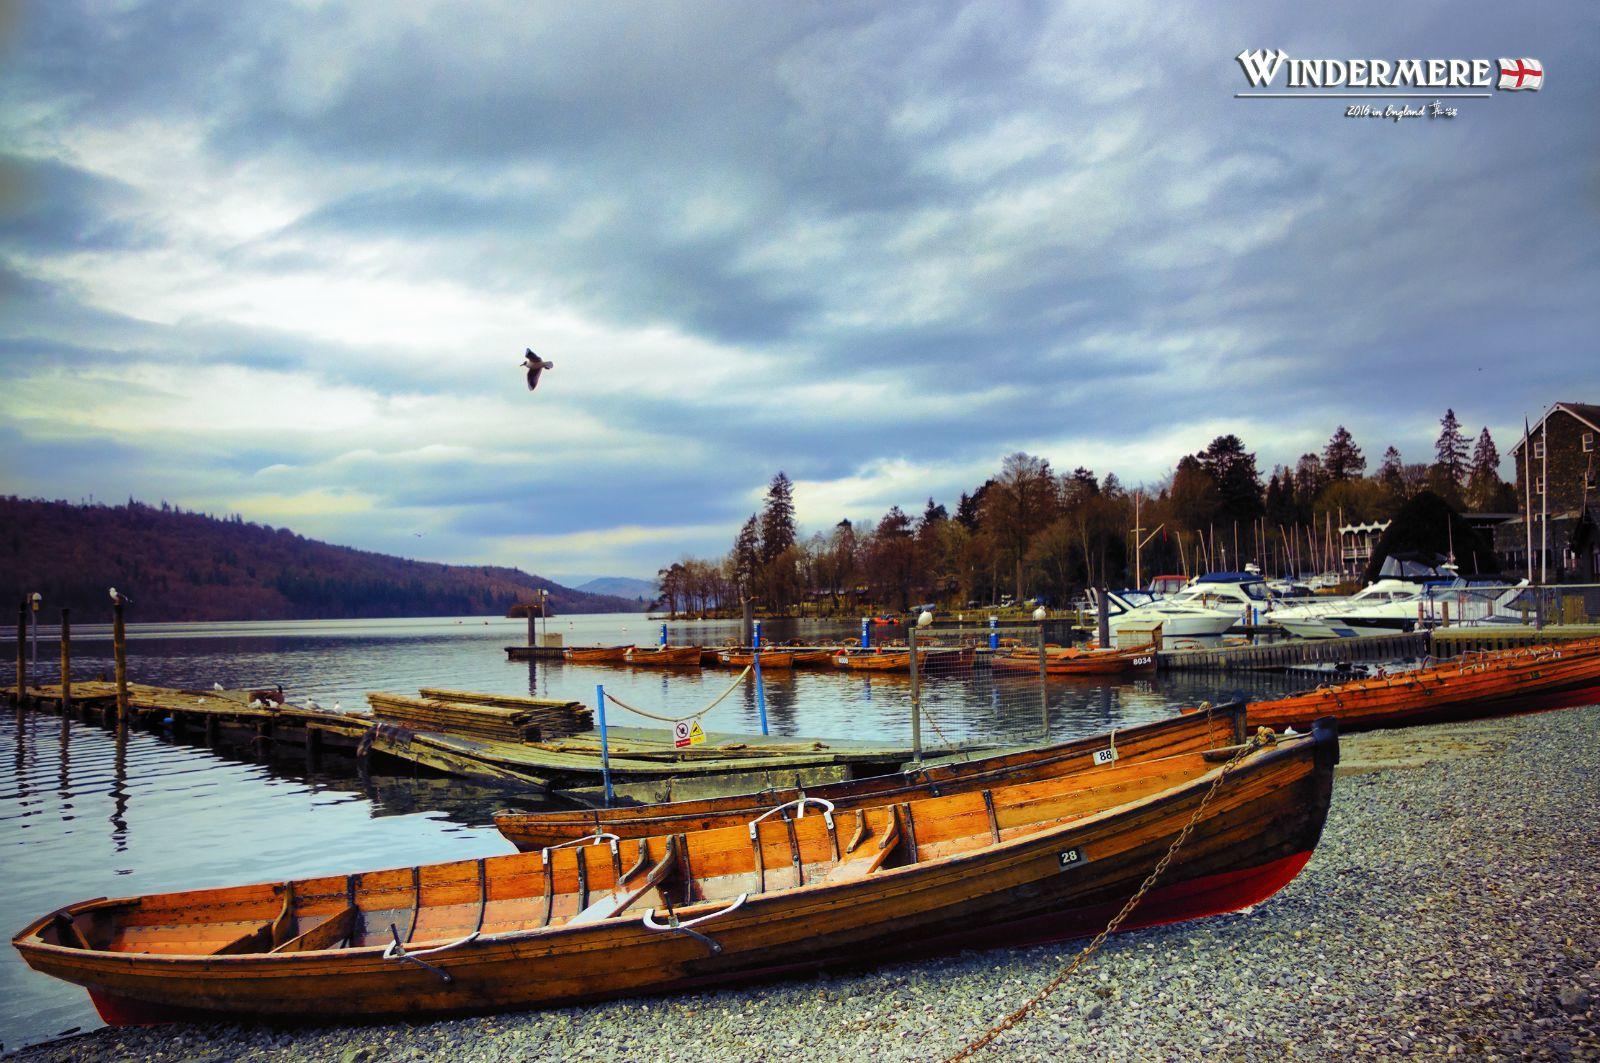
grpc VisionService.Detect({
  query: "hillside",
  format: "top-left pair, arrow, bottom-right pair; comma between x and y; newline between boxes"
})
0,497 -> 639,622
575,576 -> 658,602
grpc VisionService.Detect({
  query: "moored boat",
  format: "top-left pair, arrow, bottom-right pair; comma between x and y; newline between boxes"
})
495,702 -> 1249,849
717,650 -> 796,669
1214,639 -> 1600,732
835,650 -> 912,672
624,645 -> 703,667
991,646 -> 1157,676
15,718 -> 1337,1026
563,645 -> 634,664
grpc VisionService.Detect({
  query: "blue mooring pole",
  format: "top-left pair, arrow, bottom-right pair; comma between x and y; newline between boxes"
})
595,683 -> 614,807
753,619 -> 763,648
658,622 -> 667,647
861,616 -> 871,650
754,650 -> 769,735
989,615 -> 999,651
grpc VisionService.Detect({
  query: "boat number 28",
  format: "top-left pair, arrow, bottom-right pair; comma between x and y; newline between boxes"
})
1058,848 -> 1085,869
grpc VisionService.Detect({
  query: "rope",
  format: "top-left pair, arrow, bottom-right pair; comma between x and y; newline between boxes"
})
941,728 -> 1267,1063
603,666 -> 753,724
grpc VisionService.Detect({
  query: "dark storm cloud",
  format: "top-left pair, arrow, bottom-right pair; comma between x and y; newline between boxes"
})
1,0 -> 1597,575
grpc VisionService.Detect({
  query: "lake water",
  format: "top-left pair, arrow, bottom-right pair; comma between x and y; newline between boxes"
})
0,613 -> 1308,1052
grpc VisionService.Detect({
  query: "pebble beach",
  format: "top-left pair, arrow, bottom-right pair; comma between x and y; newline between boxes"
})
11,705 -> 1599,1062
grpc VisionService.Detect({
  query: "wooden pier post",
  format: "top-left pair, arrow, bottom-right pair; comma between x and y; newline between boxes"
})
15,599 -> 27,707
1038,620 -> 1050,738
59,608 -> 71,719
112,595 -> 129,725
908,624 -> 921,764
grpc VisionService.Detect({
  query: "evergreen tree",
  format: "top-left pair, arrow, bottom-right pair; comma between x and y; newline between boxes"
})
919,497 -> 948,529
1196,435 -> 1263,524
1377,446 -> 1407,503
1432,409 -> 1469,489
1322,425 -> 1366,481
1465,427 -> 1504,511
733,514 -> 761,594
758,472 -> 797,563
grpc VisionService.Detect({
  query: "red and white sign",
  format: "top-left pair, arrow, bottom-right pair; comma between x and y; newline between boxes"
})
1497,58 -> 1543,91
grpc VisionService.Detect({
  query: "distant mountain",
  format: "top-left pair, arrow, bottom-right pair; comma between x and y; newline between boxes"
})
0,497 -> 639,622
574,576 -> 658,601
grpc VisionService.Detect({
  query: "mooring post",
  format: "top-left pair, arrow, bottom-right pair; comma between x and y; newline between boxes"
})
527,614 -> 536,647
15,599 -> 27,706
754,650 -> 769,736
741,598 -> 754,648
112,595 -> 129,725
59,608 -> 72,719
861,616 -> 871,650
1038,619 -> 1049,738
988,614 -> 998,651
595,683 -> 614,807
908,623 -> 921,763
1096,589 -> 1111,648
659,622 -> 668,648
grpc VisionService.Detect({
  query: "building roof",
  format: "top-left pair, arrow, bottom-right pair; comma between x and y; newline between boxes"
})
1509,401 -> 1600,456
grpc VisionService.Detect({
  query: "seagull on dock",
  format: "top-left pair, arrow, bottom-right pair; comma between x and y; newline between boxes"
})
305,697 -> 322,710
212,682 -> 224,692
520,349 -> 554,392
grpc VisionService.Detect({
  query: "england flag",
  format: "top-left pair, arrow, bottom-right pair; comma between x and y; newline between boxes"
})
1497,57 -> 1544,91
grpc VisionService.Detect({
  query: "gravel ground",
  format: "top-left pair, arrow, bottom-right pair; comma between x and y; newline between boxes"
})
12,707 -> 1599,1062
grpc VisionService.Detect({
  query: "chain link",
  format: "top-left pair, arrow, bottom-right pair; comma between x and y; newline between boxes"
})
941,723 -> 1266,1063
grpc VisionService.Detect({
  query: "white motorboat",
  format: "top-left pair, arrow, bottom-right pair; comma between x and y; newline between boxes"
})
1267,578 -> 1426,639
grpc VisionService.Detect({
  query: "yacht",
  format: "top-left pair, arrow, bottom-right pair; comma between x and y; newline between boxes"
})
1323,578 -> 1526,636
1091,573 -> 1277,646
1268,579 -> 1428,639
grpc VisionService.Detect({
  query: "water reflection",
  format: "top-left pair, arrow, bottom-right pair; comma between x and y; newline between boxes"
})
0,613 -> 1328,1053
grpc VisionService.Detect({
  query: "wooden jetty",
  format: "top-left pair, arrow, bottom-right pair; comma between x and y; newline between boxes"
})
1157,631 -> 1429,673
361,713 -> 991,806
1429,624 -> 1600,654
2,681 -> 370,765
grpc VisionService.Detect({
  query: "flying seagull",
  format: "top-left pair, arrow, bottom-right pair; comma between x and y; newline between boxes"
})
520,349 -> 554,391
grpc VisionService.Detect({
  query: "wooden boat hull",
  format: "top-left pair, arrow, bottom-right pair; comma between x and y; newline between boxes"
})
837,651 -> 912,672
717,651 -> 796,669
624,646 -> 703,667
16,722 -> 1335,1025
992,650 -> 1157,676
563,646 -> 633,664
496,704 -> 1248,849
1233,641 -> 1600,732
790,650 -> 841,668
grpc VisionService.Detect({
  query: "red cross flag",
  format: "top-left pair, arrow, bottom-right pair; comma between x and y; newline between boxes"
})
1497,57 -> 1544,91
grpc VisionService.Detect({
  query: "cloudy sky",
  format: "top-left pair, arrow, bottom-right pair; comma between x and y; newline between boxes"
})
1,2 -> 1595,584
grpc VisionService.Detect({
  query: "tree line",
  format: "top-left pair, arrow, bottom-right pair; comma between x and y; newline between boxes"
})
654,410 -> 1515,615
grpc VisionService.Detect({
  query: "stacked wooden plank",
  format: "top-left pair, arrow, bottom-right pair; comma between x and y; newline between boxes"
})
367,690 -> 592,743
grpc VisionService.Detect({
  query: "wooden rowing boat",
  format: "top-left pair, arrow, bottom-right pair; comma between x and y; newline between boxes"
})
717,650 -> 796,669
835,650 -> 912,672
791,650 -> 841,668
563,646 -> 633,664
15,718 -> 1336,1026
624,646 -> 703,667
1219,639 -> 1600,732
494,702 -> 1249,849
992,647 -> 1157,677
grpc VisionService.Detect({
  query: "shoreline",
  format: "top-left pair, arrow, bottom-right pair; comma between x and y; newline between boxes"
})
8,706 -> 1598,1061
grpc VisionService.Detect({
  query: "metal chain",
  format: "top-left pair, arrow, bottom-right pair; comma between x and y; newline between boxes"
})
940,729 -> 1265,1063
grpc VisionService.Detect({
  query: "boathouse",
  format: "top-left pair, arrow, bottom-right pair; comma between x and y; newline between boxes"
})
1497,401 -> 1600,580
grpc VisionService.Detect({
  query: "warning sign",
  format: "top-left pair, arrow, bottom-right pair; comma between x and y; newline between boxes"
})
673,719 -> 707,748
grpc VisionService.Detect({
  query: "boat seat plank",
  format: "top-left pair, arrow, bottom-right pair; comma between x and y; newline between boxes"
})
270,905 -> 358,954
568,839 -> 677,926
211,921 -> 277,956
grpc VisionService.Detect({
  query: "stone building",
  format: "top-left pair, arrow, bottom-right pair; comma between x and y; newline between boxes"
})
1496,401 -> 1600,580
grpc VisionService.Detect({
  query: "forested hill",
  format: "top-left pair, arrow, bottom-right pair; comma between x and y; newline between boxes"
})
0,497 -> 639,622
